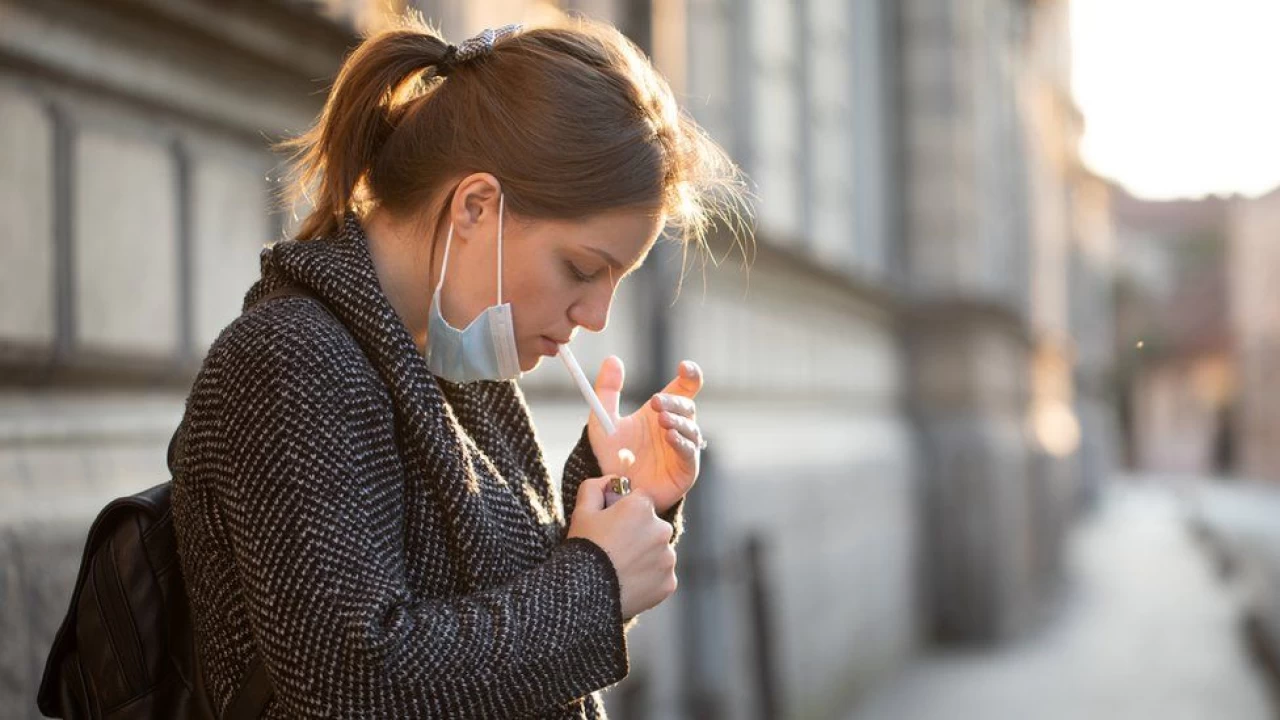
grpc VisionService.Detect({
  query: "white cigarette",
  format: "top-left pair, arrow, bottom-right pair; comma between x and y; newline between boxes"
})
557,344 -> 617,436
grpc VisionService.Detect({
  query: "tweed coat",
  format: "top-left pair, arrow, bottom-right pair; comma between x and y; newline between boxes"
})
171,212 -> 682,718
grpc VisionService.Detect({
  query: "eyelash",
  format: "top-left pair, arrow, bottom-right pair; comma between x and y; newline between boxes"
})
566,261 -> 598,284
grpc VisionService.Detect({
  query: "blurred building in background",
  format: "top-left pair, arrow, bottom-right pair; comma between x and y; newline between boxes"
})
0,0 -> 1115,718
1110,186 -> 1280,483
1110,158 -> 1280,491
1230,185 -> 1280,485
1111,187 -> 1235,477
1105,129 -> 1280,712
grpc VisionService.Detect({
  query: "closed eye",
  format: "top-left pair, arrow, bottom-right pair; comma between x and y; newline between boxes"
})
565,261 -> 599,283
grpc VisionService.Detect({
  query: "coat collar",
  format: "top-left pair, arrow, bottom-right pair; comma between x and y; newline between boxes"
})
245,213 -> 563,557
248,212 -> 469,481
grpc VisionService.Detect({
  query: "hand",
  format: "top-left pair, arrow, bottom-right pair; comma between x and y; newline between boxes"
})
567,475 -> 678,619
588,357 -> 705,514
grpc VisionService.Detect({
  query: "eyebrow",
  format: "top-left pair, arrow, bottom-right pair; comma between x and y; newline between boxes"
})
584,246 -> 624,270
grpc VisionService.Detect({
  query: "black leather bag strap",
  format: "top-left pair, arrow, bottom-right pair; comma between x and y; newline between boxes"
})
255,283 -> 321,309
223,656 -> 274,720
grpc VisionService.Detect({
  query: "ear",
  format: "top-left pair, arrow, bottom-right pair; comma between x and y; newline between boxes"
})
449,172 -> 502,241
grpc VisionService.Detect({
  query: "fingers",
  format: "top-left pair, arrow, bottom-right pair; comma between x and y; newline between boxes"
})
593,355 -> 625,421
658,360 -> 703,399
657,411 -> 703,447
575,475 -> 611,514
612,493 -> 671,542
649,392 -> 697,419
666,428 -> 699,459
658,519 -> 677,545
613,489 -> 655,514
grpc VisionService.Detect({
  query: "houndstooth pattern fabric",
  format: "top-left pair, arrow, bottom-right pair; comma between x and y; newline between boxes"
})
454,25 -> 521,63
171,212 -> 680,718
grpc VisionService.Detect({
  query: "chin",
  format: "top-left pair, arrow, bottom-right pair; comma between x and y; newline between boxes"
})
519,353 -> 544,373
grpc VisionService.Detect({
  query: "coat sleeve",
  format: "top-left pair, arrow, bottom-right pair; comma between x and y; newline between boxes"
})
560,426 -> 685,546
211,311 -> 629,719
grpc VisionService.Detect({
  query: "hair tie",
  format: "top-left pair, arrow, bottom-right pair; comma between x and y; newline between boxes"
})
434,24 -> 522,78
436,44 -> 460,77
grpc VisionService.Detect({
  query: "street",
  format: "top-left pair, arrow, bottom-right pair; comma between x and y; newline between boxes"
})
847,480 -> 1275,720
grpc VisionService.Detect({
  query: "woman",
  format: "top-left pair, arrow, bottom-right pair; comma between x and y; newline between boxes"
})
170,14 -> 746,720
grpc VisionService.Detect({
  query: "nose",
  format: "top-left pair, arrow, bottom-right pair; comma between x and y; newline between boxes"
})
569,286 -> 614,334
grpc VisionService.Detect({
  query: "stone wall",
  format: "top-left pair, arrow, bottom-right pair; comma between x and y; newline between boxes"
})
0,1 -> 349,713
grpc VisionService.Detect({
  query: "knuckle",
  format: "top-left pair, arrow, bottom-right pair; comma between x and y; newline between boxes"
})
664,575 -> 679,595
655,519 -> 674,541
663,546 -> 678,568
627,505 -> 649,526
630,503 -> 655,525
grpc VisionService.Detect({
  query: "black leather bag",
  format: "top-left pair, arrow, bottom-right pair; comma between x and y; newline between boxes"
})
36,432 -> 273,719
36,284 -> 318,718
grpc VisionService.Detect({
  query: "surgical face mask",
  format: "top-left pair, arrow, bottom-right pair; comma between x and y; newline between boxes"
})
425,193 -> 522,383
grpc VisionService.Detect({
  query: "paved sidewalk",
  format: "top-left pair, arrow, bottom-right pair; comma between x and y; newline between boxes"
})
847,480 -> 1274,720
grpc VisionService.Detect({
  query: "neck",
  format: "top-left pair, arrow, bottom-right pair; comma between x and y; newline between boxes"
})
362,206 -> 445,354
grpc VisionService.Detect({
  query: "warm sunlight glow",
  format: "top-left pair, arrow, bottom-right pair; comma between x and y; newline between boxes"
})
1033,401 -> 1083,459
1071,0 -> 1280,200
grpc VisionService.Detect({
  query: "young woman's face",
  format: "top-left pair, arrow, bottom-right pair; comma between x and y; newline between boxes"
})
440,204 -> 664,372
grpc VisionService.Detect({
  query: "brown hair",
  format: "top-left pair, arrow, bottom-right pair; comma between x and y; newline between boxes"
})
277,13 -> 750,259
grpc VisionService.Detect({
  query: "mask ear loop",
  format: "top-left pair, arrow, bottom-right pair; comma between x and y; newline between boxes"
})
435,223 -> 453,296
435,190 -> 502,303
496,192 -> 505,305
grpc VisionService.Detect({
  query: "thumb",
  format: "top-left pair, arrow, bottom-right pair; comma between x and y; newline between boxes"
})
659,360 -> 703,399
593,355 -> 625,421
574,475 -> 610,516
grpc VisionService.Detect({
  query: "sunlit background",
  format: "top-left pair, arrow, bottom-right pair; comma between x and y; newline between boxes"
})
1073,0 -> 1280,200
2,1 -> 1278,719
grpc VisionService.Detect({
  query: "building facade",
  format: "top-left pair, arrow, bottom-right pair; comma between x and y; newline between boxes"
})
1111,187 -> 1234,478
1230,186 -> 1280,483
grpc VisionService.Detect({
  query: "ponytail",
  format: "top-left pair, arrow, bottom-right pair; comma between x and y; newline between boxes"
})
276,19 -> 450,241
276,14 -> 750,264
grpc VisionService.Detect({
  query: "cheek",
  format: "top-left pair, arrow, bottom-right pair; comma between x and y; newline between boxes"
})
509,272 -> 574,333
